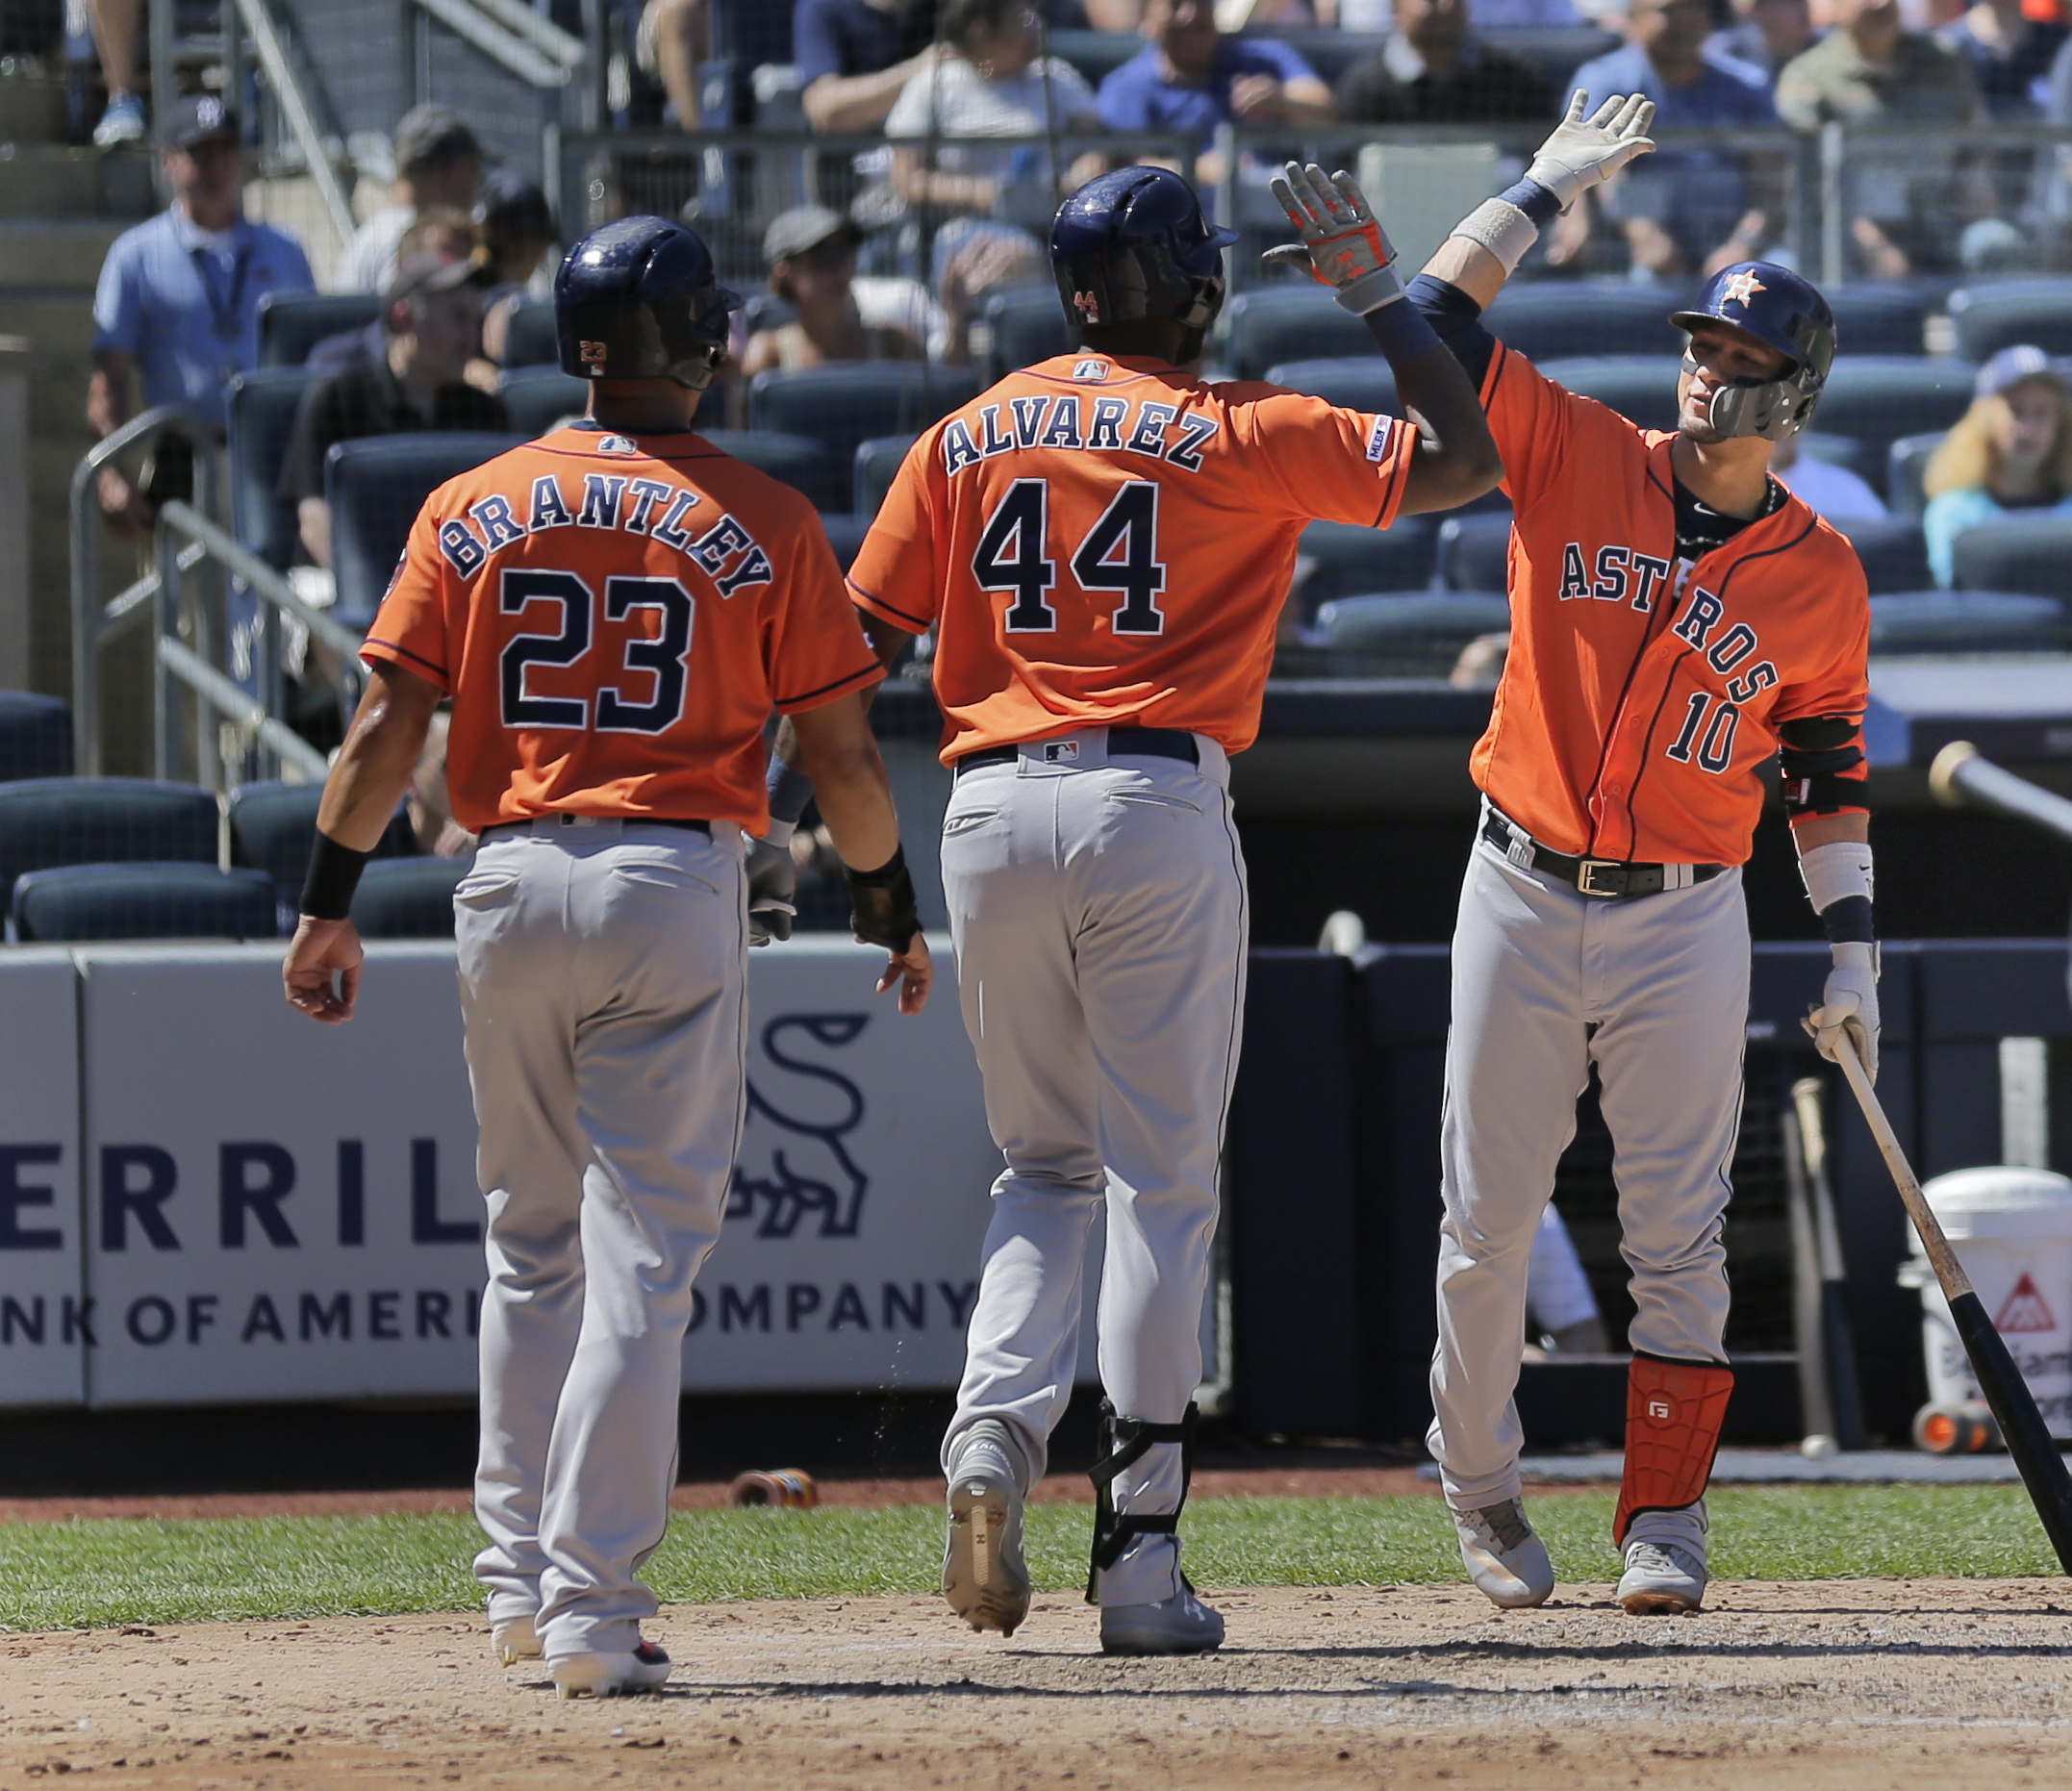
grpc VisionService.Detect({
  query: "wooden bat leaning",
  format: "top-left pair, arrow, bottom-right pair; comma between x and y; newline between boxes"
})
1930,741 -> 2072,845
1829,1030 -> 2072,1575
1790,1077 -> 1867,1451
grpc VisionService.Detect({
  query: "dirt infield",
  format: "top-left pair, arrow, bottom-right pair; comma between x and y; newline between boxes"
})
7,1579 -> 2070,1789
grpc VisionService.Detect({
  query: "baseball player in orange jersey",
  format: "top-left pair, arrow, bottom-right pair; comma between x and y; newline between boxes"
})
1399,96 -> 1880,1614
820,164 -> 1499,1654
282,217 -> 931,1699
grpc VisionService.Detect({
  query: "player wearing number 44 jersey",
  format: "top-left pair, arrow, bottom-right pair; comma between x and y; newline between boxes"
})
1402,95 -> 1880,1616
782,164 -> 1498,1654
283,216 -> 931,1700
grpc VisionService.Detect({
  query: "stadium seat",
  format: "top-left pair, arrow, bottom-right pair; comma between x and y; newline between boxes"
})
0,694 -> 71,780
1049,28 -> 1150,88
326,433 -> 524,626
0,776 -> 217,903
854,434 -> 919,517
1436,514 -> 1515,592
819,511 -> 871,571
501,294 -> 560,369
1814,357 -> 1978,466
695,428 -> 837,511
743,293 -> 796,337
977,282 -> 1074,384
230,780 -> 417,929
257,291 -> 382,368
1949,512 -> 2072,596
747,366 -> 979,501
1315,592 -> 1512,652
1826,285 -> 1928,356
12,862 -> 277,943
1832,516 -> 1932,594
1482,282 -> 1688,361
1868,591 -> 2064,652
1536,357 -> 1683,433
1297,517 -> 1439,615
1478,23 -> 1619,88
1886,432 -> 1945,518
1260,356 -> 1398,416
1223,287 -> 1374,382
1797,430 -> 1881,491
1948,279 -> 2072,362
227,366 -> 319,568
497,366 -> 588,437
351,855 -> 473,939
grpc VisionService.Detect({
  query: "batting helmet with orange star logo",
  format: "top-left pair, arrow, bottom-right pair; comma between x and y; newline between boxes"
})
1670,259 -> 1836,441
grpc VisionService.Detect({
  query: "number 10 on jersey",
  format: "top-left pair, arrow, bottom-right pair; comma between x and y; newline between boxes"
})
972,478 -> 1168,636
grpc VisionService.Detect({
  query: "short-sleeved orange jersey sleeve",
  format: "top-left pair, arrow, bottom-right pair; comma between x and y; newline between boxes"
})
846,352 -> 1417,760
364,424 -> 879,836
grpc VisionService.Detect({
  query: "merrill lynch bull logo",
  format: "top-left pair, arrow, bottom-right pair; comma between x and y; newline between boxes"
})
727,1014 -> 872,1240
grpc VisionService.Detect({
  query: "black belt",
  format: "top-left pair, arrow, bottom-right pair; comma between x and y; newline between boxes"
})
481,816 -> 712,840
1481,809 -> 1724,899
954,726 -> 1200,775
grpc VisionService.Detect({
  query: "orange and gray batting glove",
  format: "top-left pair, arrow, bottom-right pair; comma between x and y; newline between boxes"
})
1264,162 -> 1403,315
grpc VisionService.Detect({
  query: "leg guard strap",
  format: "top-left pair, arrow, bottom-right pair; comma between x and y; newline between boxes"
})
1085,1399 -> 1198,1603
1615,1353 -> 1734,1545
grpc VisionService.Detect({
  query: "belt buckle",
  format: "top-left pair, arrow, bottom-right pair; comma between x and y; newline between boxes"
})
1576,859 -> 1627,898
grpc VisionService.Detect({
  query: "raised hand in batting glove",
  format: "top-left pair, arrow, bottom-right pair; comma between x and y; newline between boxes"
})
1264,163 -> 1403,315
744,833 -> 796,946
846,845 -> 931,1016
1526,90 -> 1656,211
1804,942 -> 1880,1083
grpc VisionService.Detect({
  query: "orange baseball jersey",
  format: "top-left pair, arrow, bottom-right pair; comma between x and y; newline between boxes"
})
1472,342 -> 1870,867
846,351 -> 1419,761
363,424 -> 880,835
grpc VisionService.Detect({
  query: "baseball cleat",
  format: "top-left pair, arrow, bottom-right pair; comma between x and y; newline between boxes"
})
492,1615 -> 542,1666
549,1639 -> 672,1699
1099,1588 -> 1226,1656
1453,1498 -> 1555,1608
1617,1536 -> 1707,1614
942,1429 -> 1031,1637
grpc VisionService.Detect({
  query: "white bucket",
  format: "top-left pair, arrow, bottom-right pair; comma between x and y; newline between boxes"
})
1897,1167 -> 2072,1438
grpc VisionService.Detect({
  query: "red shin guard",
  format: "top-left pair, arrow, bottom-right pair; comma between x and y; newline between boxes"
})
1614,1354 -> 1735,1544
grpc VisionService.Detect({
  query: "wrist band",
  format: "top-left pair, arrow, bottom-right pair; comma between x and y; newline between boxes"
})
1332,260 -> 1405,316
1821,896 -> 1876,945
767,753 -> 815,827
1798,838 -> 1874,911
1361,294 -> 1442,366
1499,177 -> 1563,228
846,845 -> 907,887
300,830 -> 371,921
1452,197 -> 1541,279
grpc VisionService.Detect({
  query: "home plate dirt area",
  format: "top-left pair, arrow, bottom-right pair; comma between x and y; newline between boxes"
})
5,1580 -> 2071,1790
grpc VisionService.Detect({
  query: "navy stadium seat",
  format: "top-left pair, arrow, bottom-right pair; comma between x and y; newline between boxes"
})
1260,356 -> 1398,416
1315,592 -> 1512,651
1869,591 -> 2064,652
748,366 -> 979,504
1948,280 -> 2072,362
257,291 -> 382,367
1832,515 -> 1932,594
227,366 -> 319,568
0,694 -> 71,780
976,283 -> 1074,384
497,366 -> 588,437
1223,287 -> 1373,382
818,511 -> 870,571
229,780 -> 417,929
1049,27 -> 1149,87
326,433 -> 525,626
1482,282 -> 1688,361
351,855 -> 472,939
1475,24 -> 1619,88
501,294 -> 560,369
1886,432 -> 1945,518
1814,357 -> 1978,465
1436,514 -> 1515,592
695,429 -> 837,511
1949,512 -> 2072,596
1536,356 -> 1683,434
0,776 -> 217,903
1297,517 -> 1438,615
854,434 -> 919,517
1827,285 -> 1928,356
1797,430 -> 1882,492
13,862 -> 277,943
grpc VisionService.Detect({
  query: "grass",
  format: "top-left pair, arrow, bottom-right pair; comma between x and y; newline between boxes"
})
0,1486 -> 2062,1632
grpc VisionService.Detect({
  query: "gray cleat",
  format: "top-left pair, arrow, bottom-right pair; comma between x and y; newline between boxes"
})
549,1638 -> 672,1699
1453,1497 -> 1555,1608
1099,1587 -> 1225,1656
943,1424 -> 1031,1637
1618,1535 -> 1707,1613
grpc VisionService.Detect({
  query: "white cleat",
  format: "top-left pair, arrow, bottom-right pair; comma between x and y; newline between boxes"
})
1099,1588 -> 1226,1656
1453,1498 -> 1555,1608
550,1639 -> 672,1699
492,1615 -> 542,1666
943,1427 -> 1031,1637
1618,1501 -> 1708,1614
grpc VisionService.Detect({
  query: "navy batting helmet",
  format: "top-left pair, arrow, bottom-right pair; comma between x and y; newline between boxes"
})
1669,262 -> 1836,441
1050,167 -> 1238,361
555,215 -> 739,391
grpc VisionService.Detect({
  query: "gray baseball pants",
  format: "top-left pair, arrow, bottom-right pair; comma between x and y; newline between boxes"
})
458,818 -> 746,1660
938,734 -> 1246,1607
1428,818 -> 1748,1510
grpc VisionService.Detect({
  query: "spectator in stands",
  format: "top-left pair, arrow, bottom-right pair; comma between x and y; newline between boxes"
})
1335,0 -> 1554,124
278,253 -> 506,569
475,175 -> 558,369
336,107 -> 485,295
1920,345 -> 2072,584
797,0 -> 949,132
84,0 -> 145,146
89,95 -> 314,534
644,0 -> 708,126
1565,0 -> 1776,278
740,207 -> 927,379
1775,0 -> 1982,273
308,210 -> 481,378
1939,0 -> 2065,117
1709,0 -> 1818,81
1771,435 -> 1888,518
1329,0 -> 1582,21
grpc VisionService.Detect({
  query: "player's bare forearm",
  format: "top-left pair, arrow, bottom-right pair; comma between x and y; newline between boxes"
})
316,661 -> 443,851
1420,237 -> 1508,314
1394,338 -> 1503,516
1793,809 -> 1869,852
789,690 -> 902,871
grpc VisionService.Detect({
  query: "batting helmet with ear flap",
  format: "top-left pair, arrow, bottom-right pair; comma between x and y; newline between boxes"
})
1049,166 -> 1238,363
555,214 -> 740,391
1670,261 -> 1836,441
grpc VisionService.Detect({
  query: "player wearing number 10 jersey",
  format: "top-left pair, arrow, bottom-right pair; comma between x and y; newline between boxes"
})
844,165 -> 1499,1655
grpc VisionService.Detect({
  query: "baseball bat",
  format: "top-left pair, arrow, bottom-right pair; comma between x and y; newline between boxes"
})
1791,1075 -> 1867,1451
1780,1100 -> 1835,1450
1931,741 -> 2072,845
1829,1031 -> 2072,1575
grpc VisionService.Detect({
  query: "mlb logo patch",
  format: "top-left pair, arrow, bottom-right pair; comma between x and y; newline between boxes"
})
596,435 -> 638,455
1041,740 -> 1080,763
1365,416 -> 1395,463
1072,359 -> 1110,383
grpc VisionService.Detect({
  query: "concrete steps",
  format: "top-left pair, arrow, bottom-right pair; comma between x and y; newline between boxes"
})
0,145 -> 156,221
0,220 -> 128,289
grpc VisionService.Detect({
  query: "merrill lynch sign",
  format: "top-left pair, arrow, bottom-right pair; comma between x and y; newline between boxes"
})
0,940 -> 1005,1408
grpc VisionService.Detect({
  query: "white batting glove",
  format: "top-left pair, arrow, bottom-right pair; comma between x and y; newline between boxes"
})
1804,941 -> 1880,1083
745,834 -> 797,947
1527,91 -> 1658,211
1264,162 -> 1404,314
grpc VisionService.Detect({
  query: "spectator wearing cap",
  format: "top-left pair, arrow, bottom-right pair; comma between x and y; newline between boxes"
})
740,207 -> 928,380
1921,345 -> 2072,585
475,174 -> 558,368
88,93 -> 314,533
336,106 -> 485,296
307,209 -> 482,377
278,253 -> 506,569
797,0 -> 950,133
1336,0 -> 1554,125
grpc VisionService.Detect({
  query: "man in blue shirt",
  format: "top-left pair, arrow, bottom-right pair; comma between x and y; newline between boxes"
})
796,0 -> 948,132
1564,0 -> 1775,279
89,93 -> 314,530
